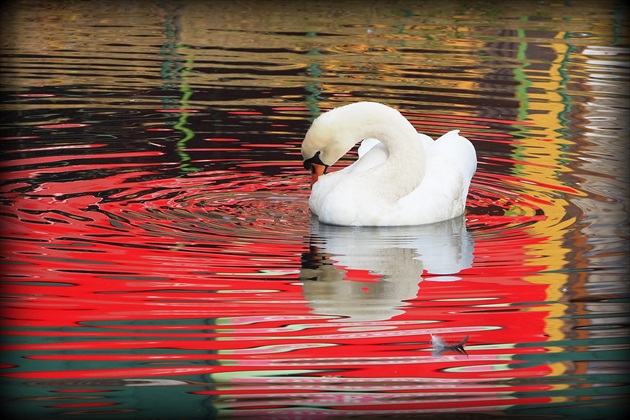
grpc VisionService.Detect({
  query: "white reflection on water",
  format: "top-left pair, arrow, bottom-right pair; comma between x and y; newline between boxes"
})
300,216 -> 474,321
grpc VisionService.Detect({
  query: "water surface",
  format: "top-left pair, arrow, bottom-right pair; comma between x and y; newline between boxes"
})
1,1 -> 629,419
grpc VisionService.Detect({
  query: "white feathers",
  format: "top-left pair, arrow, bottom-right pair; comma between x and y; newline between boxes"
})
302,102 -> 477,226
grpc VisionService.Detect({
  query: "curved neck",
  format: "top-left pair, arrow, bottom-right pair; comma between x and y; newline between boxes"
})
340,104 -> 426,197
353,116 -> 421,157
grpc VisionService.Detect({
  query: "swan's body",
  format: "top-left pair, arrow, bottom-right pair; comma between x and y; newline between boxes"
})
301,102 -> 477,226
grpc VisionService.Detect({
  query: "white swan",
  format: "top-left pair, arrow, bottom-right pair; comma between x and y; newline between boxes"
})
301,102 -> 477,226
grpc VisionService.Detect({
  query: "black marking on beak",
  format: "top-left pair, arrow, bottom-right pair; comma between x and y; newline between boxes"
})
303,151 -> 328,174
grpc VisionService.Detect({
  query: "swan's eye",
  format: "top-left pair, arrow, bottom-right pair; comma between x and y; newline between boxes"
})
303,151 -> 325,171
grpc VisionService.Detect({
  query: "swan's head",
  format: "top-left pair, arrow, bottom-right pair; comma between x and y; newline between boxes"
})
301,110 -> 344,185
302,102 -> 391,185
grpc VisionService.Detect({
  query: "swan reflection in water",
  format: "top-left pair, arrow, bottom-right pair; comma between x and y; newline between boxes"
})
299,215 -> 474,322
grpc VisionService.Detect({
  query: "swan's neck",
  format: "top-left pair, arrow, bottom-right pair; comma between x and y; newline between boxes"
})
345,107 -> 426,198
304,102 -> 428,198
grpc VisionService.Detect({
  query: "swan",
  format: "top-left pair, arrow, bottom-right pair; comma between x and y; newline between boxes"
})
301,102 -> 477,226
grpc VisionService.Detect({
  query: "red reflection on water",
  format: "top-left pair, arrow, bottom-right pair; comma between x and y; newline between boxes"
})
405,112 -> 536,126
35,124 -> 90,129
408,119 -> 490,130
12,93 -> 56,97
0,136 -> 41,140
0,127 -> 558,416
271,107 -> 309,111
2,151 -> 163,168
154,109 -> 200,113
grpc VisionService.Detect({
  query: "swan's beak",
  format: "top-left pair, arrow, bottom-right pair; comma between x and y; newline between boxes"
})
303,151 -> 328,186
310,163 -> 327,185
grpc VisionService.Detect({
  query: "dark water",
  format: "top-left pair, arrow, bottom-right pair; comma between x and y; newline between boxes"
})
1,1 -> 629,419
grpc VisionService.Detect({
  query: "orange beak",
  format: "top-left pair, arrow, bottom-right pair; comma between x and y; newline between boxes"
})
310,163 -> 326,186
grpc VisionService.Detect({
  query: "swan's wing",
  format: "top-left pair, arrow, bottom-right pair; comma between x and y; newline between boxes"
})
397,130 -> 477,222
358,138 -> 381,156
431,130 -> 477,181
346,138 -> 388,175
309,139 -> 387,217
416,132 -> 435,148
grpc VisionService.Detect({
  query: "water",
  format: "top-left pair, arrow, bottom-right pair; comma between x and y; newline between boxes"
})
1,1 -> 629,419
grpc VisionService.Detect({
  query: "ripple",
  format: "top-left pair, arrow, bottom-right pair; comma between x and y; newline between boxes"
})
467,179 -> 546,233
109,192 -> 310,247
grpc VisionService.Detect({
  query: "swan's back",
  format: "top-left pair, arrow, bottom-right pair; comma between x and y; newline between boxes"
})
400,130 -> 477,223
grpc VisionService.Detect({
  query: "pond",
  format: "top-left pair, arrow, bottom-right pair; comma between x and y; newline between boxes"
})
1,1 -> 629,419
